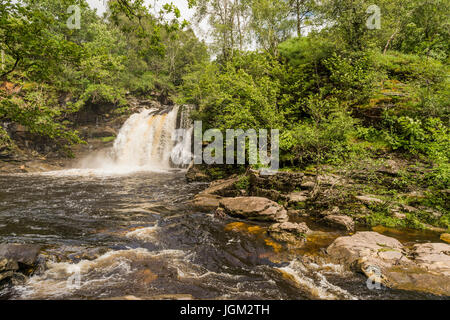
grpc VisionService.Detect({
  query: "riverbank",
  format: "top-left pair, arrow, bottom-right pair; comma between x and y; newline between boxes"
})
187,164 -> 450,297
0,170 -> 447,300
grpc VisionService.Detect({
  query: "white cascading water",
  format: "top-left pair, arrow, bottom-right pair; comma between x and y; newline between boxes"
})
77,106 -> 193,173
170,105 -> 194,168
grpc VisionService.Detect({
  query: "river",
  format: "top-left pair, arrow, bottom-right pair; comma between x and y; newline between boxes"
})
0,169 -> 441,300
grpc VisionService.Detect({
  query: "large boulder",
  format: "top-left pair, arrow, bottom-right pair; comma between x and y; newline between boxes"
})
412,243 -> 450,276
0,243 -> 41,268
190,177 -> 241,212
326,232 -> 405,266
0,244 -> 41,286
202,176 -> 240,197
186,165 -> 211,183
326,232 -> 450,296
219,197 -> 288,222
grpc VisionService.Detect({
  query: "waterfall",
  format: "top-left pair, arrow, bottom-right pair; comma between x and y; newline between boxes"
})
79,106 -> 193,172
170,105 -> 194,168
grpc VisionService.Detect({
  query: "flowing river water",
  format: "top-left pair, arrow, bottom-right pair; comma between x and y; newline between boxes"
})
0,108 -> 444,300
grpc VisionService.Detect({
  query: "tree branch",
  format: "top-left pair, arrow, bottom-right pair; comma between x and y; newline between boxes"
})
0,56 -> 20,80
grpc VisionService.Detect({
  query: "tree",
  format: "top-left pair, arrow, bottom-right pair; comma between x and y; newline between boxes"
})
289,0 -> 315,37
0,0 -> 84,81
194,0 -> 247,60
248,0 -> 294,56
319,0 -> 379,50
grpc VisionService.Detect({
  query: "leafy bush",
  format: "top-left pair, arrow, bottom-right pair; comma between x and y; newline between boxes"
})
280,109 -> 357,166
372,51 -> 445,84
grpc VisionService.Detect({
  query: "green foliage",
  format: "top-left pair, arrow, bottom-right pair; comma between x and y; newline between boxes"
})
0,88 -> 82,146
280,107 -> 357,166
0,126 -> 13,153
0,0 -> 207,155
183,52 -> 283,131
372,51 -> 446,84
235,175 -> 250,190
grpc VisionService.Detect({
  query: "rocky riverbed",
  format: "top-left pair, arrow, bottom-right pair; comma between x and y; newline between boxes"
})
188,166 -> 450,297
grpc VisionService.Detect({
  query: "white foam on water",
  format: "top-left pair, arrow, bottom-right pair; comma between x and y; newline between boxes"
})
276,259 -> 357,300
125,226 -> 159,241
40,167 -> 171,177
14,248 -> 188,299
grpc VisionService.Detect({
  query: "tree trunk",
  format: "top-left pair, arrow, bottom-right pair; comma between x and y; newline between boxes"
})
296,0 -> 301,37
383,28 -> 399,55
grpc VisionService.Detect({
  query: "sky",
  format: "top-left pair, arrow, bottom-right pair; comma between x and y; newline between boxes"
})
86,0 -> 210,41
86,0 -> 195,18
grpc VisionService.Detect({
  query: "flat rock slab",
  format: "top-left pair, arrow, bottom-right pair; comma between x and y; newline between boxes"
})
412,243 -> 450,276
327,232 -> 404,262
440,233 -> 450,244
269,222 -> 310,235
191,194 -> 222,212
326,232 -> 450,296
219,197 -> 288,222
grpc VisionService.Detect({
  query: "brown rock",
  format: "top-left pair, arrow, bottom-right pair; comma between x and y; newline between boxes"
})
400,204 -> 418,213
377,159 -> 400,176
354,195 -> 384,205
186,165 -> 211,182
0,244 -> 41,268
327,232 -> 450,296
326,232 -> 404,266
191,194 -> 222,212
412,243 -> 450,276
286,191 -> 308,206
269,222 -> 310,235
252,187 -> 283,202
219,197 -> 288,222
268,222 -> 310,245
322,215 -> 355,231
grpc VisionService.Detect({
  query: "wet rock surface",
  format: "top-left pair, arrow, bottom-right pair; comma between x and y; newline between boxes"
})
0,244 -> 42,288
0,244 -> 41,268
326,232 -> 450,296
186,165 -> 213,183
191,193 -> 222,212
268,222 -> 310,246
